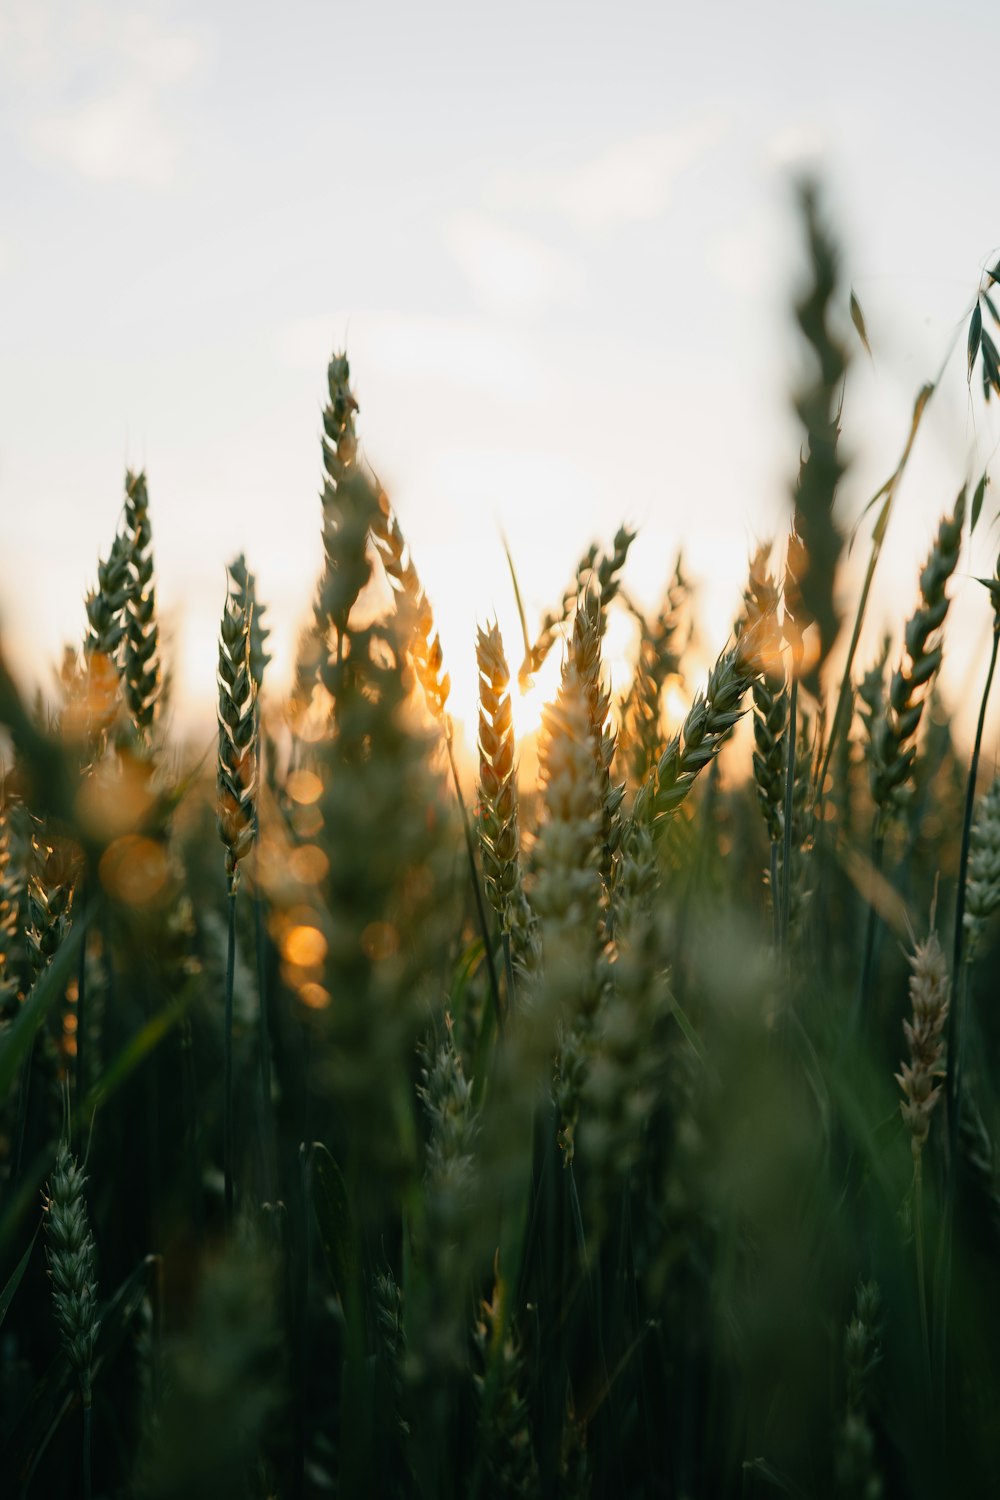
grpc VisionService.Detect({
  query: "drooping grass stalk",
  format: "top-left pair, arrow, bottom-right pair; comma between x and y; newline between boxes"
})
216,584 -> 258,1228
816,381 -> 936,802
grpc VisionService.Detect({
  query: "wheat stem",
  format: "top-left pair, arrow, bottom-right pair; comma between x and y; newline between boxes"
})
779,678 -> 798,953
446,727 -> 504,1036
224,884 -> 236,1230
947,622 -> 999,1151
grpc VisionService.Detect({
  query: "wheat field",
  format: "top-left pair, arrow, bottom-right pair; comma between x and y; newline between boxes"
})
2,184 -> 1000,1499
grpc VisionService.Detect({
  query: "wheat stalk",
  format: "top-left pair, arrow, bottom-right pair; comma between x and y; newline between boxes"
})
476,621 -> 534,978
45,1141 -> 99,1497
617,553 -> 688,787
520,525 -> 635,689
216,583 -> 257,1228
636,612 -> 771,832
315,353 -> 363,658
870,491 -> 965,827
370,486 -> 450,720
122,470 -> 161,740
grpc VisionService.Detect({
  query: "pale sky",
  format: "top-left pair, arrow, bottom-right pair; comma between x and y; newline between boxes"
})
2,0 -> 999,751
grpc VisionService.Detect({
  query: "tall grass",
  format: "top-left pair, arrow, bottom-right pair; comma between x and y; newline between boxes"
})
2,187 -> 1000,1500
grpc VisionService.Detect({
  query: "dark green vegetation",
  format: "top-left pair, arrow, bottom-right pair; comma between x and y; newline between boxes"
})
2,187 -> 1000,1498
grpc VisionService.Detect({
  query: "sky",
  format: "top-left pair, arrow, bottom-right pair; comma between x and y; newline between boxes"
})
2,0 -> 1000,754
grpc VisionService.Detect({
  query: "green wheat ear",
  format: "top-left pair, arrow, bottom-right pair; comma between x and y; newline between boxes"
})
123,469 -> 162,740
476,620 -> 534,970
869,490 -> 965,828
964,776 -> 1000,960
216,586 -> 258,885
45,1142 -> 100,1404
783,178 -> 849,696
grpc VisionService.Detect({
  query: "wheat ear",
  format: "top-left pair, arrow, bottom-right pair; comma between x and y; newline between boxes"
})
122,470 -> 161,739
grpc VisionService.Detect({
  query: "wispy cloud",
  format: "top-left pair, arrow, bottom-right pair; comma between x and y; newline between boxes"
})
492,119 -> 727,234
278,311 -> 550,402
1,1 -> 209,185
443,213 -> 585,314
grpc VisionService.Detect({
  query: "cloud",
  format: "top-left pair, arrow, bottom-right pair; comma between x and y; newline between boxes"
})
278,311 -> 550,402
33,88 -> 181,186
1,1 -> 208,185
492,119 -> 727,234
443,213 -> 585,314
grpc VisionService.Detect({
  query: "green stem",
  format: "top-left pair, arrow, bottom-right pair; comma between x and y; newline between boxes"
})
501,930 -> 517,1016
779,677 -> 798,952
914,1152 -> 931,1396
445,725 -> 504,1036
947,623 -> 999,1159
12,1042 -> 33,1181
769,842 -> 780,948
180,1015 -> 203,1243
254,881 -> 277,1202
815,381 -> 936,806
224,880 -> 237,1230
74,898 -> 86,1144
855,829 -> 886,1033
82,1394 -> 92,1500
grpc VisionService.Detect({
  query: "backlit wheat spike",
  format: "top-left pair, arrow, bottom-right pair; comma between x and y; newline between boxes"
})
870,491 -> 965,827
476,622 -> 532,958
858,638 -> 891,761
316,352 -> 361,646
782,180 -> 849,694
964,775 -> 1000,960
123,470 -> 162,738
26,830 -> 75,982
520,525 -> 636,689
82,530 -> 131,740
532,660 -> 604,952
370,485 -> 450,720
44,1143 -> 100,1404
570,587 -> 624,892
0,793 -> 32,1018
896,930 -> 950,1160
228,553 -> 271,696
618,552 -> 687,786
216,588 -> 258,885
532,659 -> 604,1162
742,544 -> 787,844
642,612 -> 771,830
778,711 -> 817,932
